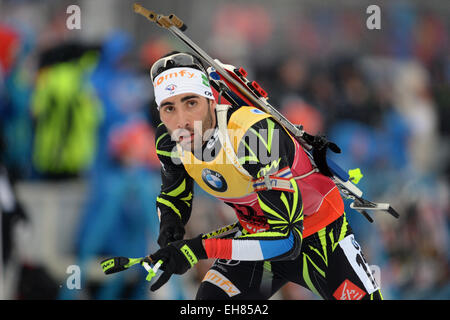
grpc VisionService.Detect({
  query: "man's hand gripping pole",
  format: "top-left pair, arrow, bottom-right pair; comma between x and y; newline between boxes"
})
100,221 -> 239,286
100,256 -> 163,282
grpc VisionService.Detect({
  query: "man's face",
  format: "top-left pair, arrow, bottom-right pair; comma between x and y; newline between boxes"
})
159,92 -> 216,152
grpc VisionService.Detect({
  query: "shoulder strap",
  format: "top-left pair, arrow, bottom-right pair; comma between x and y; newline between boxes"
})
215,104 -> 252,178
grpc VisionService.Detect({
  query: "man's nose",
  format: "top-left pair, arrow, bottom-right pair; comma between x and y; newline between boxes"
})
176,110 -> 190,129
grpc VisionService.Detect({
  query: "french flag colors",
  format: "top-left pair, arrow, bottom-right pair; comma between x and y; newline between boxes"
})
204,233 -> 294,261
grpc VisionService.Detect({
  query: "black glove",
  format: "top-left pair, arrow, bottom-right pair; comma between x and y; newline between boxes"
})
157,212 -> 186,248
149,235 -> 207,291
302,132 -> 341,177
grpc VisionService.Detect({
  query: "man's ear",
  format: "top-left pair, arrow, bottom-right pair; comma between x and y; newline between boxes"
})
209,98 -> 217,111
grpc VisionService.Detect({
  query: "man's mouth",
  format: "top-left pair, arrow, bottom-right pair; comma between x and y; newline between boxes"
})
178,133 -> 194,143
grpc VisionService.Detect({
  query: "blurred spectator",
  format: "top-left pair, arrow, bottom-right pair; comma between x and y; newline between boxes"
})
270,55 -> 310,109
138,37 -> 172,128
296,63 -> 340,130
392,61 -> 439,176
281,98 -> 324,135
331,57 -> 383,126
31,42 -> 102,179
209,2 -> 274,69
0,130 -> 59,300
0,130 -> 28,270
139,37 -> 173,71
0,25 -> 20,76
0,24 -> 34,180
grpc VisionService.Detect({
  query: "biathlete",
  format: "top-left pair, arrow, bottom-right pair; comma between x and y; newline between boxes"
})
147,52 -> 382,300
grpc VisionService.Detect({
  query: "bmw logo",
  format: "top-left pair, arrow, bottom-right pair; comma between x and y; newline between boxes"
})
201,169 -> 227,192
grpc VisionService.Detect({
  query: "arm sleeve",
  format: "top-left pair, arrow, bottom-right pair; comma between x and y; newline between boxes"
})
203,118 -> 304,261
155,123 -> 194,225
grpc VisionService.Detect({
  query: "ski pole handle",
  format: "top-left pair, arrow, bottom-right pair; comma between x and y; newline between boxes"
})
100,257 -> 143,275
142,259 -> 163,282
100,255 -> 164,282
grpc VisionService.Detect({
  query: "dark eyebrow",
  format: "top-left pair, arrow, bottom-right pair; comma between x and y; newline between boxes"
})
181,95 -> 200,102
160,101 -> 174,108
160,95 -> 200,108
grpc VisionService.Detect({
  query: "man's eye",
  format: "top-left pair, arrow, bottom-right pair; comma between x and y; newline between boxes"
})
164,106 -> 174,113
187,100 -> 197,107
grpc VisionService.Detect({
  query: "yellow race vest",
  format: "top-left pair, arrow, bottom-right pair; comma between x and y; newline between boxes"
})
178,106 -> 271,200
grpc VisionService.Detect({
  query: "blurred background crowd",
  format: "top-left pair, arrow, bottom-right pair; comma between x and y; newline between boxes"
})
0,0 -> 448,300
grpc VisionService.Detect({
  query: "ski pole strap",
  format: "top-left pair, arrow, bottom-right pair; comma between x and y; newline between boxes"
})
216,104 -> 252,178
141,259 -> 164,282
